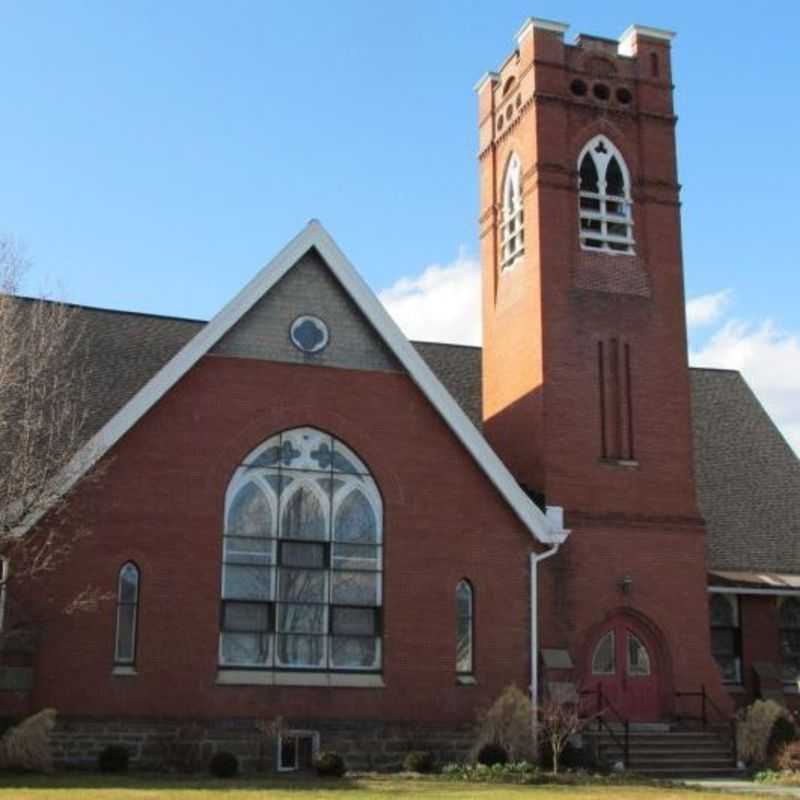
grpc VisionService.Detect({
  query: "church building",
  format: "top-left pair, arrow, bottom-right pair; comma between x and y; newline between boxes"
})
1,17 -> 799,774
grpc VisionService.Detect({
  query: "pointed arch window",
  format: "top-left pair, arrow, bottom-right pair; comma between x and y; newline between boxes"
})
220,427 -> 383,672
780,597 -> 800,684
710,593 -> 741,684
578,136 -> 635,254
456,580 -> 474,675
114,562 -> 140,666
500,153 -> 524,270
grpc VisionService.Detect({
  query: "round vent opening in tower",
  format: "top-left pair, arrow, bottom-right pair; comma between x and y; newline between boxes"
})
570,79 -> 588,97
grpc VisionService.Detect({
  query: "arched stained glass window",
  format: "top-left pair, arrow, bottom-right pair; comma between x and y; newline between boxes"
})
456,580 -> 474,675
578,136 -> 635,254
500,153 -> 524,270
220,427 -> 383,672
114,562 -> 140,666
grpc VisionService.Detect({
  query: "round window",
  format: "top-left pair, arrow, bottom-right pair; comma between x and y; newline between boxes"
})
290,315 -> 329,354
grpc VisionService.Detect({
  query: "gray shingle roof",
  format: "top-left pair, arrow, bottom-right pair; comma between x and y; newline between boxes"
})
690,368 -> 800,573
7,298 -> 800,575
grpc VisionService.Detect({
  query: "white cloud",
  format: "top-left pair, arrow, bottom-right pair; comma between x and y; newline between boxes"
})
379,260 -> 799,453
686,289 -> 732,328
690,318 -> 800,454
378,250 -> 481,345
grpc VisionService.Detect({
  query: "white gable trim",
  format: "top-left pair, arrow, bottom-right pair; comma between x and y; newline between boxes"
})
34,221 -> 567,545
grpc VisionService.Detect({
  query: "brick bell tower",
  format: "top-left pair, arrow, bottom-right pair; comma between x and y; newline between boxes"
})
478,19 -> 697,520
477,20 -> 729,717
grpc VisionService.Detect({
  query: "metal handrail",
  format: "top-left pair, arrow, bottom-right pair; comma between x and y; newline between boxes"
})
674,684 -> 738,767
580,685 -> 630,768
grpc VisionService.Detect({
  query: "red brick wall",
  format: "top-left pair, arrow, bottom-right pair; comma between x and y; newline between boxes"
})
9,356 -> 539,724
539,516 -> 730,717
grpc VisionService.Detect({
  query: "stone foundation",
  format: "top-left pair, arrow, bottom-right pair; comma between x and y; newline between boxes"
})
52,717 -> 474,773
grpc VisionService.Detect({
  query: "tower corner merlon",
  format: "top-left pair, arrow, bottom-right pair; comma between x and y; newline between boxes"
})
515,17 -> 570,43
474,71 -> 499,95
618,24 -> 676,57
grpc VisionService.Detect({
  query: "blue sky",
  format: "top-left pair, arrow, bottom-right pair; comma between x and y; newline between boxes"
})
1,1 -> 798,448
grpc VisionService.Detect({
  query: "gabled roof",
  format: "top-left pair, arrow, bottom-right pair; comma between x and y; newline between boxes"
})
36,221 -> 566,545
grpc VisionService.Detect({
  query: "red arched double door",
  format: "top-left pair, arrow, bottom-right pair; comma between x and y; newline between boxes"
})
587,616 -> 662,721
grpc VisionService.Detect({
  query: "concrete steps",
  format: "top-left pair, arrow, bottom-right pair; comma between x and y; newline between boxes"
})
586,727 -> 738,778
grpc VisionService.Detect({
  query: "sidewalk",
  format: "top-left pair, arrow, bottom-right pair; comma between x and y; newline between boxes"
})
689,779 -> 800,797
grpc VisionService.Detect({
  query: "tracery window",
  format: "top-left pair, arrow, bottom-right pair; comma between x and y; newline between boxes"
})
114,562 -> 140,666
456,580 -> 474,675
780,597 -> 800,684
578,136 -> 635,254
710,593 -> 741,684
500,153 -> 524,270
220,427 -> 383,672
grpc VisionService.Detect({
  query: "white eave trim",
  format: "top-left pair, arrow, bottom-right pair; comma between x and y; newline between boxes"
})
29,221 -> 567,546
708,586 -> 800,597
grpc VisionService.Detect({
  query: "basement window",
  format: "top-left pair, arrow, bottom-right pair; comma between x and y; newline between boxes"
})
278,731 -> 319,772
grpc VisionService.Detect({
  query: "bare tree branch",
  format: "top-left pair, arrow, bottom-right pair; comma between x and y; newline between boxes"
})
0,236 -> 104,634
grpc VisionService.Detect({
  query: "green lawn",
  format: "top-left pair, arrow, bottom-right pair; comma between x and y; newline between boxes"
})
0,775 -> 774,800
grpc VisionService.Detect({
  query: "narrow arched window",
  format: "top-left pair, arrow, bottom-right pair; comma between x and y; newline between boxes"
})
710,593 -> 741,684
456,580 -> 474,675
578,136 -> 635,254
0,557 -> 8,633
220,427 -> 383,672
500,153 -> 524,270
780,597 -> 800,684
114,562 -> 140,666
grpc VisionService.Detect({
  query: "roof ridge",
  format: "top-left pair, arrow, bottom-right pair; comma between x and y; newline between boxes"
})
689,366 -> 741,375
7,294 -> 207,325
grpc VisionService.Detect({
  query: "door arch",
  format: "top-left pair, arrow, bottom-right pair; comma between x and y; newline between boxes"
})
586,613 -> 663,721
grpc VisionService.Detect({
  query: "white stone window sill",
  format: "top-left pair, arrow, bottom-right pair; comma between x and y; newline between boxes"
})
216,670 -> 385,688
599,458 -> 640,469
111,666 -> 138,677
456,675 -> 477,686
725,684 -> 745,694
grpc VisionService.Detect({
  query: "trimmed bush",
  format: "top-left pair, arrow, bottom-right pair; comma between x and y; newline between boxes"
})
777,740 -> 800,772
208,751 -> 238,778
98,744 -> 129,773
768,715 -> 797,764
403,750 -> 434,773
472,686 -> 534,762
316,750 -> 346,777
477,742 -> 508,767
738,700 -> 790,768
0,708 -> 57,773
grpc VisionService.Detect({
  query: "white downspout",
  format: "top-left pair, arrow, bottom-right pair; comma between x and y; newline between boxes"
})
530,506 -> 568,754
